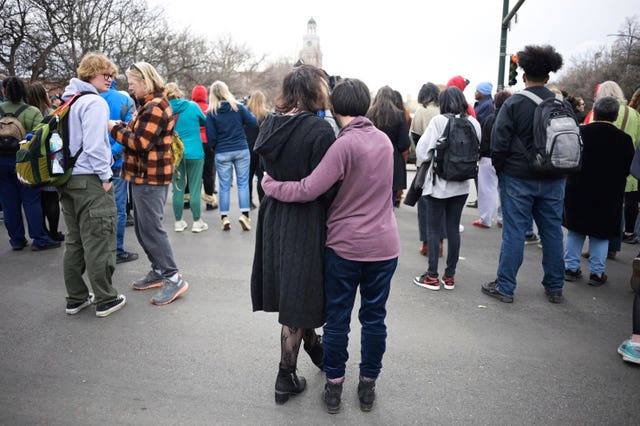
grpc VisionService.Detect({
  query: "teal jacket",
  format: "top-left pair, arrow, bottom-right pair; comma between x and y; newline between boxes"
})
170,98 -> 206,160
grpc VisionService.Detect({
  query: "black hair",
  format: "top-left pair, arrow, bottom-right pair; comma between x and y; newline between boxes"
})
593,96 -> 620,122
3,76 -> 27,103
330,78 -> 370,117
517,45 -> 563,82
417,83 -> 439,107
494,90 -> 512,111
366,85 -> 403,128
392,90 -> 404,111
438,87 -> 468,116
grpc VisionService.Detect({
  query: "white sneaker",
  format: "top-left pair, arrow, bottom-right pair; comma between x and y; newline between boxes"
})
174,220 -> 188,232
238,215 -> 251,231
192,219 -> 209,233
459,224 -> 465,233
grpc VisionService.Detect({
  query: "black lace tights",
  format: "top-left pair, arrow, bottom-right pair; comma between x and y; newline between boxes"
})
280,326 -> 318,370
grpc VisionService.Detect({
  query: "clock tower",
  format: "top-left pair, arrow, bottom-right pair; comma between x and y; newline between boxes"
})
299,17 -> 323,68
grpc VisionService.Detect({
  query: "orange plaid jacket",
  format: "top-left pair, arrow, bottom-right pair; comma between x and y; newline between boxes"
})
111,92 -> 173,185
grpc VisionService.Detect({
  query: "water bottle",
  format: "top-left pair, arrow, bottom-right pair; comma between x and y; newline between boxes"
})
49,132 -> 62,153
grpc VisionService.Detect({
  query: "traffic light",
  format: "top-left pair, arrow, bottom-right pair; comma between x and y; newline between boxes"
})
508,55 -> 518,86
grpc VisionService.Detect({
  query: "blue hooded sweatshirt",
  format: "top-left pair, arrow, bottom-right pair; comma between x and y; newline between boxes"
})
169,98 -> 206,160
205,102 -> 257,154
101,81 -> 134,168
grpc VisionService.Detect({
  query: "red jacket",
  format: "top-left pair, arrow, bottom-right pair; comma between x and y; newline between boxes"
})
191,85 -> 208,144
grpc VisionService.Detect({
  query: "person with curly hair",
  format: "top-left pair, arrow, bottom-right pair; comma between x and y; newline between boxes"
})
481,44 -> 568,304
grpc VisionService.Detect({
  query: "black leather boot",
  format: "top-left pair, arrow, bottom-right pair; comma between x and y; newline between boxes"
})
357,377 -> 376,412
323,380 -> 343,414
274,367 -> 306,404
303,335 -> 323,370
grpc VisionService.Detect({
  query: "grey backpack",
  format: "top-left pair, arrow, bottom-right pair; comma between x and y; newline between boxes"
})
517,91 -> 582,175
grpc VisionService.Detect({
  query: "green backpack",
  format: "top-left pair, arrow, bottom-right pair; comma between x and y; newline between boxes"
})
16,92 -> 95,187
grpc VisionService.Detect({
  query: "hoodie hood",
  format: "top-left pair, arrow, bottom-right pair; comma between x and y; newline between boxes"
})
254,112 -> 317,163
62,78 -> 99,101
191,85 -> 208,103
446,75 -> 468,92
169,98 -> 190,114
216,101 -> 233,114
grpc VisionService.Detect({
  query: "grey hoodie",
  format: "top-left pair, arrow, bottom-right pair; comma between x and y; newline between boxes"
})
62,78 -> 113,182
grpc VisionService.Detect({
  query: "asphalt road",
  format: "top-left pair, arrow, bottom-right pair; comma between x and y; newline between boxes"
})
0,177 -> 637,425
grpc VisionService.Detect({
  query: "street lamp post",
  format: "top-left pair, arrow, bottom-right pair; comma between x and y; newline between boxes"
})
497,0 -> 527,90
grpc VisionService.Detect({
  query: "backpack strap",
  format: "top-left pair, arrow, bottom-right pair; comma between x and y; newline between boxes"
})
516,90 -> 544,105
0,104 -> 30,118
621,105 -> 630,131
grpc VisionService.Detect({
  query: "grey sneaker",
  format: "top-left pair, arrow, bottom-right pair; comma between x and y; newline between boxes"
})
481,280 -> 514,303
525,233 -> 540,245
95,295 -> 126,318
151,277 -> 189,305
131,270 -> 163,291
66,294 -> 95,315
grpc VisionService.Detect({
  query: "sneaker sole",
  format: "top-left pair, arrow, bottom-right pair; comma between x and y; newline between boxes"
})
481,286 -> 513,303
131,280 -> 163,291
359,402 -> 373,412
618,348 -> 640,365
95,296 -> 126,318
222,223 -> 231,231
441,278 -> 455,290
150,281 -> 189,305
192,226 -> 208,233
413,278 -> 440,291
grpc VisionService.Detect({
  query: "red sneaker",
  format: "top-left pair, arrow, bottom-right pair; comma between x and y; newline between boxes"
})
413,273 -> 440,290
472,220 -> 491,229
441,275 -> 455,290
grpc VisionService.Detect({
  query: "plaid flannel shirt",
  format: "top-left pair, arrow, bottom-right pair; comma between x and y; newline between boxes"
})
111,92 -> 174,185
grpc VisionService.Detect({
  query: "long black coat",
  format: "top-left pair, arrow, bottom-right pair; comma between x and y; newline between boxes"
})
564,122 -> 634,238
251,112 -> 336,328
375,112 -> 410,191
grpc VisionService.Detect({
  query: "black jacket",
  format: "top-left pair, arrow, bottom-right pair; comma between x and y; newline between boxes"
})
491,86 -> 561,179
563,122 -> 634,238
250,112 -> 336,328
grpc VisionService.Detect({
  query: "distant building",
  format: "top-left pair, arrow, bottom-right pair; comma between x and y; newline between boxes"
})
299,18 -> 322,68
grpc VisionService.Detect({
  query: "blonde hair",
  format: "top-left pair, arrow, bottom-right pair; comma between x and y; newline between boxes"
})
246,90 -> 269,122
165,82 -> 184,100
208,81 -> 239,113
76,52 -> 117,82
126,62 -> 165,95
596,81 -> 626,103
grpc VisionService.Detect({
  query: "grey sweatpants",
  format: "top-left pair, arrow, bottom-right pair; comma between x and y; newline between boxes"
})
131,183 -> 178,278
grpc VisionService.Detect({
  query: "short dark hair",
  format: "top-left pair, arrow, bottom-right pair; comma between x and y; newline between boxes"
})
417,83 -> 439,107
593,96 -> 620,122
438,87 -> 468,116
275,64 -> 328,114
330,78 -> 370,117
3,76 -> 27,103
494,90 -> 512,111
517,45 -> 563,82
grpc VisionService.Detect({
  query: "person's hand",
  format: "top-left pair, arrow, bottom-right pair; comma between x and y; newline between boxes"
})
102,182 -> 112,192
108,120 -> 122,131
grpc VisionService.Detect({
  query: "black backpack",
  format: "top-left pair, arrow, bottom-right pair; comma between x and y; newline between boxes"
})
516,91 -> 582,175
433,114 -> 479,182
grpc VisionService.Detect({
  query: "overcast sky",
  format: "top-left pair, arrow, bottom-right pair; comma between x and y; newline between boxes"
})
150,0 -> 638,101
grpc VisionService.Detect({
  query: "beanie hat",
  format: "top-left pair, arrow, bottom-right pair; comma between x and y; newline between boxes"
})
446,75 -> 468,91
476,82 -> 493,96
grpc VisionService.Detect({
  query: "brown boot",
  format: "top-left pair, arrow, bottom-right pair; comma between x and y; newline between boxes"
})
419,242 -> 428,256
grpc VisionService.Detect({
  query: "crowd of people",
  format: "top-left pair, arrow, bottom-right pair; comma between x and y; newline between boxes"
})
1,42 -> 640,414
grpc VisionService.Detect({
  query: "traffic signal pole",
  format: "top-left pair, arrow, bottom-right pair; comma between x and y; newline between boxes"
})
497,0 -> 527,90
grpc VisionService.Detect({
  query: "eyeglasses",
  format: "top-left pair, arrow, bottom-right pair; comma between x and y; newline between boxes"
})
103,74 -> 114,80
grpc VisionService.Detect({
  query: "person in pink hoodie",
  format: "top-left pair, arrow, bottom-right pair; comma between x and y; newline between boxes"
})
191,85 -> 218,210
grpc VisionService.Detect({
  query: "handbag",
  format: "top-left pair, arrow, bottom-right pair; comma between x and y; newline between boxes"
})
403,161 -> 430,207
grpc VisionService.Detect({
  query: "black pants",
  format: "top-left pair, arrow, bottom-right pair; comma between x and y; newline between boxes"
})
41,190 -> 60,237
203,145 -> 216,196
426,194 -> 467,277
624,190 -> 639,234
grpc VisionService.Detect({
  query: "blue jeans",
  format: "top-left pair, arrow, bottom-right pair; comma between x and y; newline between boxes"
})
0,155 -> 54,248
215,149 -> 250,215
495,174 -> 565,297
112,167 -> 128,253
323,248 -> 398,380
565,230 -> 607,276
